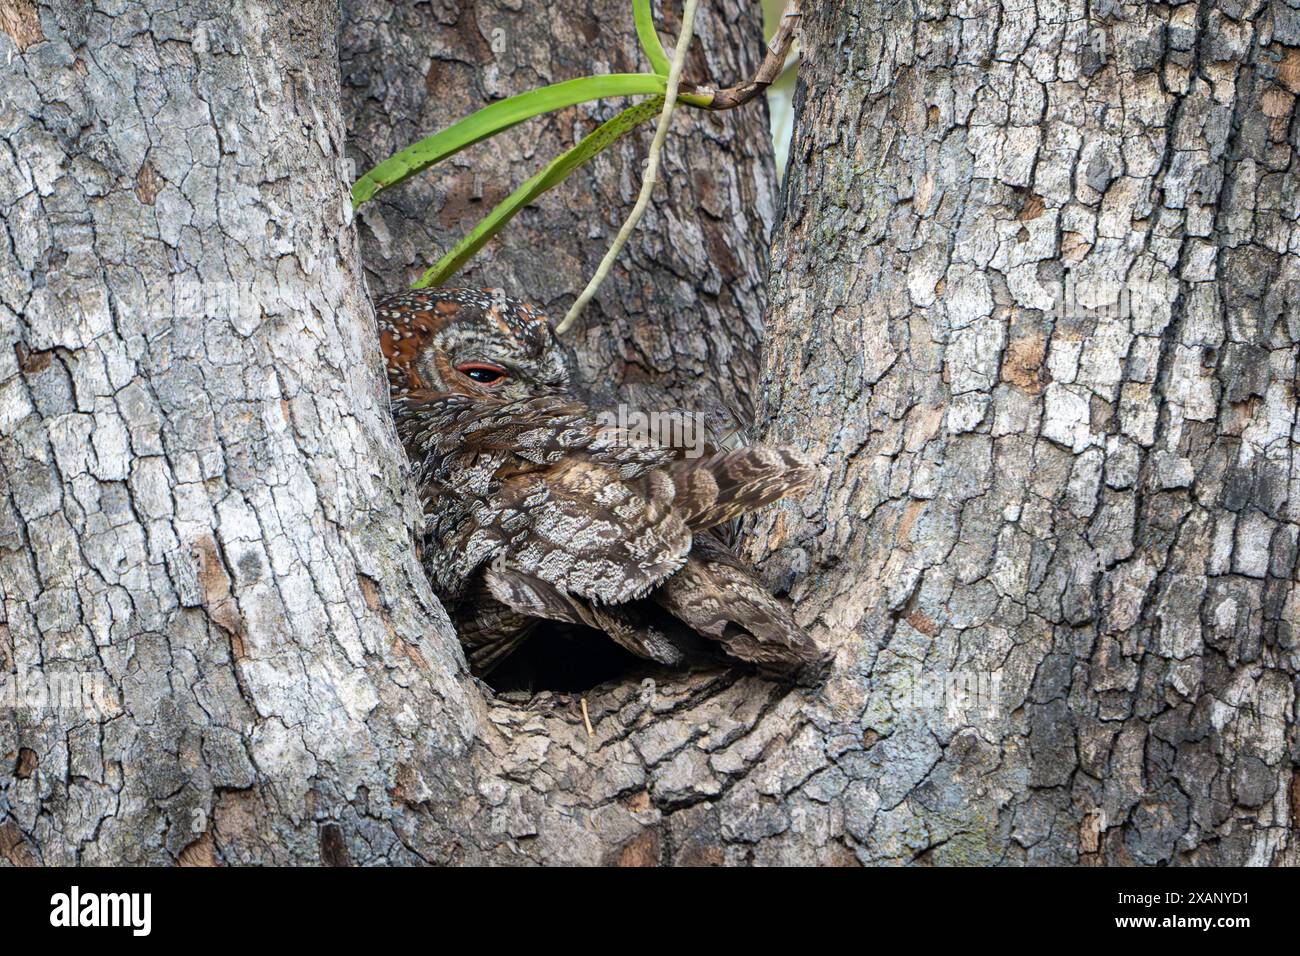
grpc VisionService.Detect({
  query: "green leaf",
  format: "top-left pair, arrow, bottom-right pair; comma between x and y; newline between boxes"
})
351,74 -> 669,209
414,99 -> 664,289
633,0 -> 671,76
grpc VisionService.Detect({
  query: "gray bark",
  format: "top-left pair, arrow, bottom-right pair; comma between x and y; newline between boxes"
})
749,0 -> 1300,864
0,0 -> 480,865
2,0 -> 1297,867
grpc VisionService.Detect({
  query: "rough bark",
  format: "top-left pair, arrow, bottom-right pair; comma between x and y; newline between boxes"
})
3,0 -> 1296,868
0,0 -> 484,865
749,0 -> 1300,864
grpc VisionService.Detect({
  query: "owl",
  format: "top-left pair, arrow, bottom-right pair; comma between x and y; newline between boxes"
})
376,288 -> 828,678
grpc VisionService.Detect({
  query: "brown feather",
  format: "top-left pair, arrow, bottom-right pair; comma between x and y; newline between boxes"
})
670,446 -> 816,531
653,533 -> 829,675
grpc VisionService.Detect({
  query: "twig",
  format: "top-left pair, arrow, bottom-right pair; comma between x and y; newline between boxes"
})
556,0 -> 702,335
687,0 -> 801,111
581,697 -> 594,737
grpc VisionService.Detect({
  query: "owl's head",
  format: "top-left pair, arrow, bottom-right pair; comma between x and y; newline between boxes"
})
377,288 -> 570,402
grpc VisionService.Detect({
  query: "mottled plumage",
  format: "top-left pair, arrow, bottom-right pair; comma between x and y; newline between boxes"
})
376,288 -> 827,677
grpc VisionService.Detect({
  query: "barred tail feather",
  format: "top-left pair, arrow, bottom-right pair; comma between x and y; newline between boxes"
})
652,534 -> 828,674
670,446 -> 814,532
485,564 -> 693,666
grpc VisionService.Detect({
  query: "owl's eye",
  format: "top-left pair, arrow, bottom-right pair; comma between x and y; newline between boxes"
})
456,362 -> 508,386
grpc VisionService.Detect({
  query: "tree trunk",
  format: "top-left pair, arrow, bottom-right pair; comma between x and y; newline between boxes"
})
0,0 -> 510,865
749,0 -> 1300,864
2,0 -> 1297,867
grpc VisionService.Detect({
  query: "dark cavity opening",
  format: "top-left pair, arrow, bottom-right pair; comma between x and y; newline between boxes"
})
483,622 -> 665,696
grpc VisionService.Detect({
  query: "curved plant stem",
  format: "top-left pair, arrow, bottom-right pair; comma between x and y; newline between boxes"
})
633,0 -> 671,75
687,0 -> 801,110
555,0 -> 702,335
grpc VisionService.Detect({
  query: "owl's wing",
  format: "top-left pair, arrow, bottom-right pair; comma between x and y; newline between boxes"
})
483,563 -> 694,666
453,579 -> 539,674
491,459 -> 690,604
404,391 -> 691,605
653,532 -> 829,675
